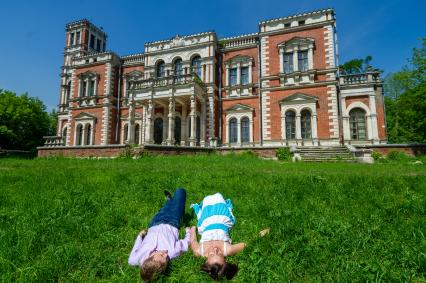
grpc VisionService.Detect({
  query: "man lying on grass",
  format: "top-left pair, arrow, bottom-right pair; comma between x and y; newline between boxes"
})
128,188 -> 191,282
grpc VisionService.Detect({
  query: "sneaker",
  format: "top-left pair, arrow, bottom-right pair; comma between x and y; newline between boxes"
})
164,190 -> 172,200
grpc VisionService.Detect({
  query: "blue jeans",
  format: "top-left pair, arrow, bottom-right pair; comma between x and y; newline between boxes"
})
149,188 -> 186,229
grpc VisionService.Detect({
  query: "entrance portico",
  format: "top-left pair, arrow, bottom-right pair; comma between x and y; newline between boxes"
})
127,73 -> 207,147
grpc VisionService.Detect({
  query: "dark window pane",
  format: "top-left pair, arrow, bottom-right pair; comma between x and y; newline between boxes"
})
350,108 -> 367,140
301,110 -> 312,139
285,111 -> 296,139
192,56 -> 202,77
229,118 -> 238,143
157,61 -> 165,78
134,124 -> 140,144
241,67 -> 249,85
241,117 -> 250,143
85,125 -> 91,145
298,50 -> 309,71
174,59 -> 183,76
90,35 -> 95,49
229,68 -> 237,86
284,53 -> 294,73
174,117 -> 181,144
154,118 -> 163,144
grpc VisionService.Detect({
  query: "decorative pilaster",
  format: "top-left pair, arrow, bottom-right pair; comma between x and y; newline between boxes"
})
200,97 -> 206,147
167,97 -> 175,145
296,114 -> 302,140
145,100 -> 153,144
181,104 -> 187,146
189,97 -> 196,146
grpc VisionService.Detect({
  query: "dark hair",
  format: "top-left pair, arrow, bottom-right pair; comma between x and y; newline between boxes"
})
200,262 -> 239,281
140,256 -> 169,282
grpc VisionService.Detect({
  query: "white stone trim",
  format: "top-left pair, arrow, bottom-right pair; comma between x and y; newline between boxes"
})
326,85 -> 339,138
323,25 -> 336,69
225,112 -> 254,146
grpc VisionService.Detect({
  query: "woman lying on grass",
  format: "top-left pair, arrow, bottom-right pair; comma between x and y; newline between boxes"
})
190,193 -> 245,280
128,188 -> 191,282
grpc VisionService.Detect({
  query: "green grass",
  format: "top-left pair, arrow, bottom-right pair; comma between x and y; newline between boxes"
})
0,155 -> 425,282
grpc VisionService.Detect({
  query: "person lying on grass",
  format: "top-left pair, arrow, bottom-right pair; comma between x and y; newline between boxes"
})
128,188 -> 191,282
189,193 -> 244,281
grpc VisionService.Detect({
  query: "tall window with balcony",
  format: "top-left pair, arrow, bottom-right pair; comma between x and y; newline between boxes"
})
192,56 -> 202,78
283,52 -> 294,73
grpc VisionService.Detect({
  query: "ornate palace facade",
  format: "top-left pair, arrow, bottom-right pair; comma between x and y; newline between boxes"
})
50,8 -> 387,148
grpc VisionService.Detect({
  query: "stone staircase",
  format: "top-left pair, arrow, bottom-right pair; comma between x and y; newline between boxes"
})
295,146 -> 355,162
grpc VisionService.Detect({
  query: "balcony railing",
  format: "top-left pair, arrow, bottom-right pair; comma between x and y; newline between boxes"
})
128,73 -> 205,90
340,71 -> 381,85
43,136 -> 64,147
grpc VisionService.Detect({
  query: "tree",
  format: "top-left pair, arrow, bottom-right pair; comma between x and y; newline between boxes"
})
0,89 -> 51,150
339,56 -> 376,74
384,38 -> 426,143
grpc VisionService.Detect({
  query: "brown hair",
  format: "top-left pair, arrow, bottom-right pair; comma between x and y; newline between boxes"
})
140,256 -> 168,282
200,262 -> 239,281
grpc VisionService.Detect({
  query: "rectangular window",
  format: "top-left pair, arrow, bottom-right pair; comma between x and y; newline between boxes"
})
90,34 -> 95,49
96,39 -> 101,51
240,66 -> 249,85
76,31 -> 80,44
70,33 -> 75,46
298,50 -> 309,71
298,20 -> 305,26
89,80 -> 95,96
229,68 -> 237,86
283,52 -> 294,73
82,81 -> 87,97
102,41 -> 106,52
284,23 -> 291,28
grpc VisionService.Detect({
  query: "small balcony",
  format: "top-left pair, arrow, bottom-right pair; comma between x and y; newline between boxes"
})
128,73 -> 205,91
339,71 -> 381,86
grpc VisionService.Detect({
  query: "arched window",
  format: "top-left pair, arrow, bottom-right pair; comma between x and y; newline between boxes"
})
174,58 -> 183,77
134,124 -> 140,145
156,61 -> 165,78
350,108 -> 367,140
154,118 -> 163,144
285,111 -> 296,139
123,124 -> 128,142
191,56 -> 202,78
229,118 -> 238,143
85,124 -> 91,145
301,110 -> 312,139
241,117 -> 250,143
76,124 -> 83,145
174,117 -> 181,144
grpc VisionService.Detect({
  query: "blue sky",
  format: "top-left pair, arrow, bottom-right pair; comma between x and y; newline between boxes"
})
0,0 -> 425,111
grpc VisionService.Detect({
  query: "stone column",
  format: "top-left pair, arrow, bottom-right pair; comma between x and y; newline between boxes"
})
369,94 -> 379,143
293,48 -> 299,71
181,104 -> 187,146
236,63 -> 241,85
201,64 -> 205,82
296,114 -> 302,140
128,99 -> 135,144
279,50 -> 284,73
162,104 -> 168,145
237,119 -> 241,146
189,97 -> 196,146
343,116 -> 350,141
200,97 -> 206,147
308,46 -> 314,69
312,113 -> 318,146
85,78 -> 89,97
225,65 -> 229,86
248,61 -> 253,83
281,112 -> 286,141
167,97 -> 175,145
94,76 -> 98,96
145,100 -> 153,144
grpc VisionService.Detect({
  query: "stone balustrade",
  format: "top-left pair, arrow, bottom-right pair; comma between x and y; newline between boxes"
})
43,136 -> 64,147
340,71 -> 381,85
122,53 -> 145,65
128,73 -> 205,90
220,34 -> 257,49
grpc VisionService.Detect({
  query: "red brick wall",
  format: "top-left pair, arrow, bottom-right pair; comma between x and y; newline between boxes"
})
267,27 -> 328,77
375,89 -> 386,140
268,86 -> 331,140
73,64 -> 107,98
345,96 -> 370,109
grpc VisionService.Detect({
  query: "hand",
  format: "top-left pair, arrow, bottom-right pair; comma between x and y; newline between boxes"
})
139,229 -> 147,238
259,228 -> 270,237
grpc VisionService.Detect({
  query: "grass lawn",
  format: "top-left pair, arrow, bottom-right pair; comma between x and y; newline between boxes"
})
0,155 -> 425,282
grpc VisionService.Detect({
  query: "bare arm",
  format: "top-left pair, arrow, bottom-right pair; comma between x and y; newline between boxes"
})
227,242 -> 246,256
189,226 -> 201,257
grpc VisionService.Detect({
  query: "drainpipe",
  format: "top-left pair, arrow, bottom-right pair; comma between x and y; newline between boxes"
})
218,50 -> 223,146
334,22 -> 344,145
257,35 -> 263,146
116,63 -> 123,143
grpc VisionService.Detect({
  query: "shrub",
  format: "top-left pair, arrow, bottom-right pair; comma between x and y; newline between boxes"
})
386,150 -> 411,162
371,150 -> 382,161
276,147 -> 292,161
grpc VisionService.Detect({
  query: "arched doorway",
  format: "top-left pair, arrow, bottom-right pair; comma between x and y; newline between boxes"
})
154,118 -> 163,144
349,108 -> 367,140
